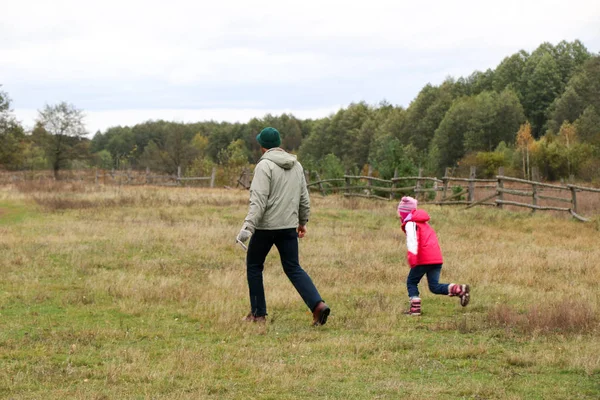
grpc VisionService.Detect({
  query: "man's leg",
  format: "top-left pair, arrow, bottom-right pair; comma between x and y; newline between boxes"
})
274,229 -> 323,312
246,230 -> 274,317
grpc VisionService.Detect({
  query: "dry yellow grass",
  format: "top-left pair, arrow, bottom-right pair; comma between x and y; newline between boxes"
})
0,182 -> 599,399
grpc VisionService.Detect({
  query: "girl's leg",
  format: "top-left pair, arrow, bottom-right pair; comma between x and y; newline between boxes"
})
425,264 -> 450,295
449,283 -> 471,306
406,266 -> 427,298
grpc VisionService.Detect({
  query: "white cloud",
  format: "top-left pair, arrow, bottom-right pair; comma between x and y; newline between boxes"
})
2,0 -> 600,131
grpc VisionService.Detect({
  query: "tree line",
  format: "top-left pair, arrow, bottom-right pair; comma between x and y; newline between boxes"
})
1,40 -> 599,183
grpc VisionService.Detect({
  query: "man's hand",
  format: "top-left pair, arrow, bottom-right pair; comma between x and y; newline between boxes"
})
297,225 -> 307,238
236,227 -> 252,243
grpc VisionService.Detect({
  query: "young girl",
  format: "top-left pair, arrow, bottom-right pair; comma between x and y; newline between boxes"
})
397,196 -> 470,316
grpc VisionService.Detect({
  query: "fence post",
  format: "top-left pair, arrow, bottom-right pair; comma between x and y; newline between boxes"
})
95,168 -> 98,185
177,166 -> 181,186
531,171 -> 539,214
390,168 -> 398,200
570,186 -> 578,214
314,172 -> 326,196
210,167 -> 217,188
442,167 -> 450,201
146,167 -> 150,185
127,168 -> 131,185
497,167 -> 504,209
345,174 -> 351,197
415,168 -> 423,201
366,164 -> 373,195
468,166 -> 476,204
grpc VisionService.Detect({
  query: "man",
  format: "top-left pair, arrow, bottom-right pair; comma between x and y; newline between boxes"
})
236,127 -> 330,326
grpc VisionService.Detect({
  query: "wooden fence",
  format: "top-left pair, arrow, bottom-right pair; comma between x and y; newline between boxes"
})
3,167 -> 218,188
306,167 -> 600,222
98,166 -> 218,187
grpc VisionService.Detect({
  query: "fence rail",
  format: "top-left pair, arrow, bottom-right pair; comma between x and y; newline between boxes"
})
3,165 -> 598,221
3,166 -> 218,188
306,166 -> 599,222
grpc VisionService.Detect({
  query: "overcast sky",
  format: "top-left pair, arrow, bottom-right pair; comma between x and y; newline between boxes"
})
2,0 -> 599,134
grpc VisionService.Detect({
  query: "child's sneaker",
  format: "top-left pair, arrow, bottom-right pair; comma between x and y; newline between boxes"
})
404,297 -> 421,316
449,283 -> 470,307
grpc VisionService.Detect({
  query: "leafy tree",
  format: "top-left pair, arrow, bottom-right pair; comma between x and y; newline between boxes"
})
299,102 -> 374,171
139,141 -> 167,173
574,106 -> 600,148
36,102 -> 87,179
93,150 -> 113,170
458,150 -> 508,179
368,136 -> 417,179
262,113 -> 304,151
479,151 -> 507,178
468,69 -> 495,95
533,123 -> 594,180
21,141 -> 48,170
516,122 -> 534,179
104,126 -> 135,168
553,40 -> 591,87
432,89 -> 524,174
549,56 -> 600,132
494,89 -> 526,144
493,50 -> 529,94
547,86 -> 583,131
430,97 -> 473,173
319,153 -> 345,181
139,123 -> 199,174
191,133 -> 209,157
217,139 -> 250,186
218,139 -> 248,167
90,130 -> 107,153
559,121 -> 578,177
0,87 -> 27,170
0,125 -> 26,170
521,51 -> 563,136
398,82 -> 455,153
206,122 -> 241,162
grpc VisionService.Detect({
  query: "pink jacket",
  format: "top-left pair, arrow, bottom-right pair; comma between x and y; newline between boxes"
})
401,209 -> 443,268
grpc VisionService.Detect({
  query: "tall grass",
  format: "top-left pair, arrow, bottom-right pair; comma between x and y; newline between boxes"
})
0,182 -> 599,399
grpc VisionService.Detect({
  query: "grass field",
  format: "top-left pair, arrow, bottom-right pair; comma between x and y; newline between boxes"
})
1,182 -> 599,399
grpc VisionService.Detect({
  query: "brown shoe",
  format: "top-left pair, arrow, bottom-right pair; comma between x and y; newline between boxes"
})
242,313 -> 266,323
312,301 -> 330,326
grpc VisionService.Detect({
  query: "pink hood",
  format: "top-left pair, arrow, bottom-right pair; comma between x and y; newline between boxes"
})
409,209 -> 431,223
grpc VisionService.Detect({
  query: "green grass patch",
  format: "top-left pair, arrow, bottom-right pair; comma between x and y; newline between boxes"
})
0,186 -> 598,399
0,200 -> 37,225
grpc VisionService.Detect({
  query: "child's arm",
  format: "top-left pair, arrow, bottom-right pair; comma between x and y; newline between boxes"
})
405,221 -> 418,267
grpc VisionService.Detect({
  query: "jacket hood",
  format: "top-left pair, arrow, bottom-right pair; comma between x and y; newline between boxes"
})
410,209 -> 431,223
261,149 -> 297,170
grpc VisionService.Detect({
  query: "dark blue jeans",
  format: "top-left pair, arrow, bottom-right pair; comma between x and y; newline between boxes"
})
246,228 -> 323,317
406,264 -> 449,299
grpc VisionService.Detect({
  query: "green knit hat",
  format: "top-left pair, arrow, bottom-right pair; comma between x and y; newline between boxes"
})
256,127 -> 281,149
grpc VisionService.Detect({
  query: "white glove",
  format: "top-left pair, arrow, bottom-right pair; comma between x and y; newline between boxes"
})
236,226 -> 252,243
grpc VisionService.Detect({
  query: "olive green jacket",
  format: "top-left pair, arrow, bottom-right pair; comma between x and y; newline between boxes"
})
243,148 -> 310,232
